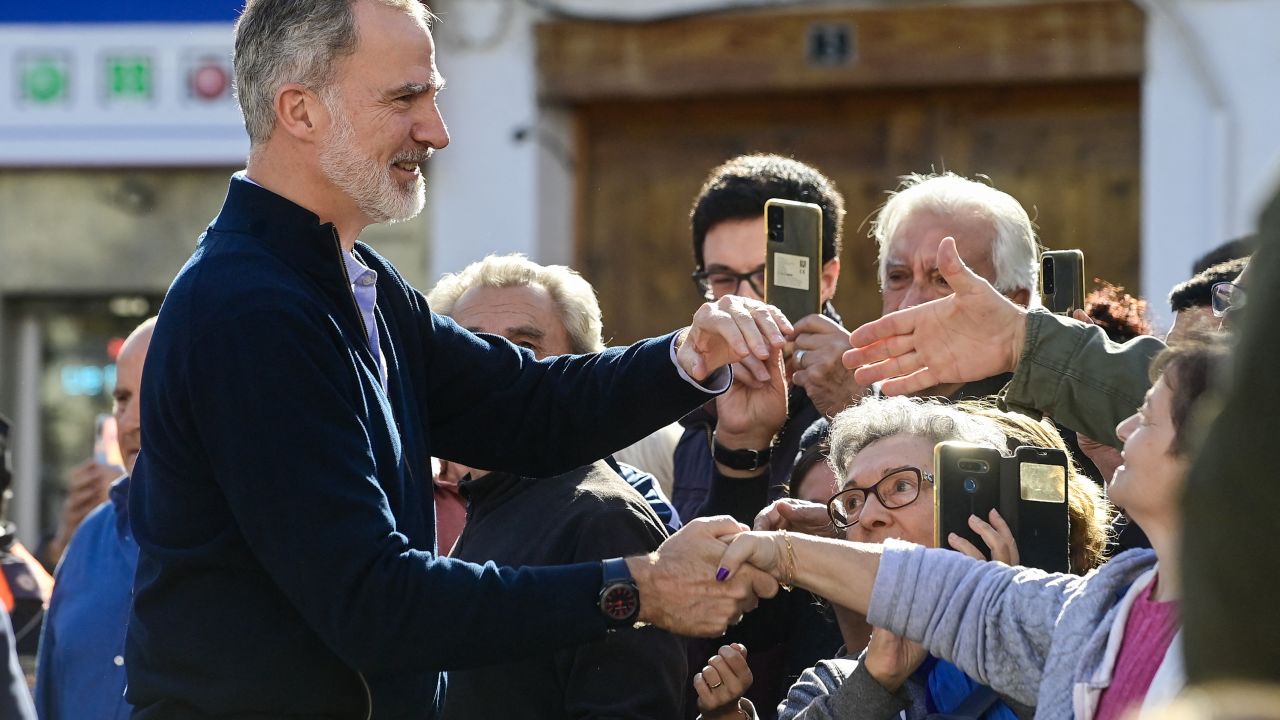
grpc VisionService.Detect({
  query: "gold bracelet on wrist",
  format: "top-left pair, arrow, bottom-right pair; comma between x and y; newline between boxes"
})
778,529 -> 798,592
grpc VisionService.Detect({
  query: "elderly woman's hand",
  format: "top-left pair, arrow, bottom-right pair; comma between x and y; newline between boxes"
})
753,498 -> 841,538
863,626 -> 928,693
947,509 -> 1020,565
694,643 -> 753,719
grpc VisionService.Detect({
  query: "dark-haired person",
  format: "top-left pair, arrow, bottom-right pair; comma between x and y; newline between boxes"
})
675,153 -> 848,526
1190,234 -> 1255,275
1166,257 -> 1247,345
720,339 -> 1224,719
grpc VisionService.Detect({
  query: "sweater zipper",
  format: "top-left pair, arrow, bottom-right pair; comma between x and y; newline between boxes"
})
357,671 -> 373,720
336,228 -> 375,720
332,227 -> 372,351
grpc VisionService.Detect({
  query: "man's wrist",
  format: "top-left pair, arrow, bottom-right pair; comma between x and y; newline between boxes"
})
1009,308 -> 1031,372
712,439 -> 773,474
624,554 -> 658,625
713,430 -> 776,454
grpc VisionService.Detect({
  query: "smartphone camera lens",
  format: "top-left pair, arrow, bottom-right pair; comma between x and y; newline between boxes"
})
963,477 -> 978,494
767,207 -> 783,241
1042,258 -> 1055,294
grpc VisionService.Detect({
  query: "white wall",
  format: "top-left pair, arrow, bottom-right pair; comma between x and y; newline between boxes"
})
427,0 -> 1280,325
1140,0 -> 1280,329
425,0 -> 548,290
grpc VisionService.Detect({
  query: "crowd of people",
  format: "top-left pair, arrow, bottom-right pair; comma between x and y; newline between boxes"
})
8,0 -> 1279,719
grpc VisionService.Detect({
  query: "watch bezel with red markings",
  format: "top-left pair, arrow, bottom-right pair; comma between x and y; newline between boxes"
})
599,583 -> 640,624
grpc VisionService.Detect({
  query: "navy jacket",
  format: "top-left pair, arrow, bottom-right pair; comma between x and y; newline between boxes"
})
126,176 -> 719,719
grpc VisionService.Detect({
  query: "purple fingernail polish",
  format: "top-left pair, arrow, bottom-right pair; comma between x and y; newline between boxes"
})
715,567 -> 729,582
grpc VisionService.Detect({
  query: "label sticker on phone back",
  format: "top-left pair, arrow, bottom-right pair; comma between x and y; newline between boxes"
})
773,253 -> 810,291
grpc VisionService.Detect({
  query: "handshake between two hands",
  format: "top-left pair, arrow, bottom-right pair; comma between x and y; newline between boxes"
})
626,500 -> 837,638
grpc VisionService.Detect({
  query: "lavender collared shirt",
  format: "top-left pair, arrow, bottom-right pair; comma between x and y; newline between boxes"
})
341,249 -> 389,390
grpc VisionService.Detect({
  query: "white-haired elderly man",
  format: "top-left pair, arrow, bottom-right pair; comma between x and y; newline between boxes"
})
426,254 -> 686,720
783,171 -> 1041,422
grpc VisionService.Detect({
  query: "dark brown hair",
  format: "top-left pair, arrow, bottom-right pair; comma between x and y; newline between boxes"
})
1149,337 -> 1229,455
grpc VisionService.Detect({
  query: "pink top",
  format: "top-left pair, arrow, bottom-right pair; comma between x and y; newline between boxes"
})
1093,578 -> 1180,720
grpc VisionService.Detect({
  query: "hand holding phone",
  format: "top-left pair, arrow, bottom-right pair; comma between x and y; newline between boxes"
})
934,442 -> 1071,573
764,199 -> 823,325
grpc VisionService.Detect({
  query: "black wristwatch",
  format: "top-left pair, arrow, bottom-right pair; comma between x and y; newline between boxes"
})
713,440 -> 772,472
598,557 -> 640,628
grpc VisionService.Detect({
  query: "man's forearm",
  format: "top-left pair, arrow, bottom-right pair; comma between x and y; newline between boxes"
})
1003,310 -> 1164,447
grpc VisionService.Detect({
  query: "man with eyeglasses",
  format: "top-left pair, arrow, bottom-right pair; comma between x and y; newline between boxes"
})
674,154 -> 847,526
673,154 -> 846,719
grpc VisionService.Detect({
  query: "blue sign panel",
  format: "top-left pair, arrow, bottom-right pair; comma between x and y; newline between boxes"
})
0,1 -> 243,24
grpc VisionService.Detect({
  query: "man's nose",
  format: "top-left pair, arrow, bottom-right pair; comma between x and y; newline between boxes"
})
736,277 -> 763,301
413,104 -> 450,150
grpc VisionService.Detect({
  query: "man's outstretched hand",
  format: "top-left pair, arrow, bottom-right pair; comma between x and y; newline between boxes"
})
628,517 -> 779,637
678,296 -> 792,385
842,237 -> 1029,395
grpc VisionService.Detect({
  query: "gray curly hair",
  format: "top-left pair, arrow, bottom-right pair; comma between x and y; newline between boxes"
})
827,396 -> 1007,485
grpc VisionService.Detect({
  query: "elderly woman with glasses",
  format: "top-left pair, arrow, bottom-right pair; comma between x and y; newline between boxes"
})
715,341 -> 1225,720
695,396 -> 1111,720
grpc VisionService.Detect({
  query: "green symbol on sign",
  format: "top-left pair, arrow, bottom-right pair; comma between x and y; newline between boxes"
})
22,59 -> 68,103
108,57 -> 152,99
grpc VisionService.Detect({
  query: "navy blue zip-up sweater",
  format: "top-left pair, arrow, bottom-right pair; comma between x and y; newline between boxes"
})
125,176 -> 720,719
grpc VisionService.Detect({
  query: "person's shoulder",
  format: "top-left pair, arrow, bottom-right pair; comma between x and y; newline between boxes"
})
53,500 -> 115,574
810,656 -> 862,683
570,462 -> 658,512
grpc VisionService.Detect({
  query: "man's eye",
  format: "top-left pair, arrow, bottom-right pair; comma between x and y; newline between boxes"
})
708,275 -> 735,287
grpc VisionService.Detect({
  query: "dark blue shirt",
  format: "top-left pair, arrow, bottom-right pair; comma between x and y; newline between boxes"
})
36,476 -> 136,720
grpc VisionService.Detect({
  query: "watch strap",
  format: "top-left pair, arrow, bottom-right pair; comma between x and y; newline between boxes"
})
713,441 -> 773,471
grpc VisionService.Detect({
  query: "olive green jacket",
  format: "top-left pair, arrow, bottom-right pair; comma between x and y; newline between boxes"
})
1001,309 -> 1165,448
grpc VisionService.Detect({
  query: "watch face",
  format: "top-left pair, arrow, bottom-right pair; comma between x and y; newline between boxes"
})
600,584 -> 639,622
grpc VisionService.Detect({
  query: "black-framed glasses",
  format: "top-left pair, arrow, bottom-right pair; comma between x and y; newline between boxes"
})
827,466 -> 935,529
1211,281 -> 1246,318
692,266 -> 766,300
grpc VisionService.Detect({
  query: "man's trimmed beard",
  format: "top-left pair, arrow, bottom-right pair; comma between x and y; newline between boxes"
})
318,90 -> 427,225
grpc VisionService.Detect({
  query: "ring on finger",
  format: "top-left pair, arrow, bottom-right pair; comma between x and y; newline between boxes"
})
708,679 -> 724,689
794,349 -> 807,367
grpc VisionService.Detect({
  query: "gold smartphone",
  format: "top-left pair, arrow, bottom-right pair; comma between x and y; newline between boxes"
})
764,199 -> 823,324
1040,249 -> 1086,315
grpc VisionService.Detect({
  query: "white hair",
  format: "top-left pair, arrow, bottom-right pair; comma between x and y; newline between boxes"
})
427,254 -> 606,355
827,396 -> 1007,485
870,172 -> 1040,300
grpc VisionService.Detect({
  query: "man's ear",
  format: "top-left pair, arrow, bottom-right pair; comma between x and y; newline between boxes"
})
820,257 -> 841,303
1008,287 -> 1033,308
274,82 -> 325,143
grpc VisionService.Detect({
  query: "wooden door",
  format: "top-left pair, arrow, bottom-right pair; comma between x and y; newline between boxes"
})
575,81 -> 1140,343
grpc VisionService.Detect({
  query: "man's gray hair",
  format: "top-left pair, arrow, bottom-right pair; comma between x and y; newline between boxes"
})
233,0 -> 433,146
869,172 -> 1040,300
427,254 -> 606,355
827,396 -> 1007,485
